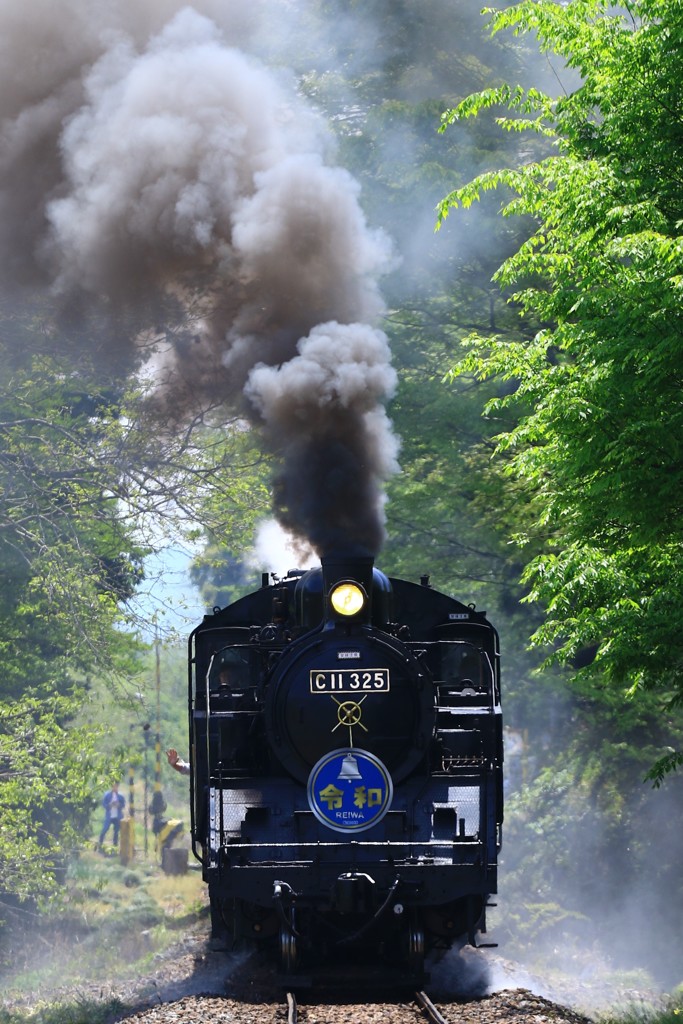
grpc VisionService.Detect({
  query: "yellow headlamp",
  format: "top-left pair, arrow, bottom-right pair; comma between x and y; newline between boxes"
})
330,582 -> 365,617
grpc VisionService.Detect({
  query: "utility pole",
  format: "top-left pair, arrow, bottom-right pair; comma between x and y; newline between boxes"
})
143,722 -> 151,856
149,632 -> 168,845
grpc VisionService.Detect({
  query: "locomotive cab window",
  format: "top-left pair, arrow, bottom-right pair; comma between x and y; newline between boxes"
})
208,647 -> 251,693
439,642 -> 486,695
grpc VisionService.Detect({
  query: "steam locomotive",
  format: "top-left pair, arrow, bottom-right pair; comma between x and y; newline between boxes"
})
188,554 -> 503,983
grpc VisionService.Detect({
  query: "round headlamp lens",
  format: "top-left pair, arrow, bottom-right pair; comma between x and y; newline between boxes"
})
330,582 -> 365,617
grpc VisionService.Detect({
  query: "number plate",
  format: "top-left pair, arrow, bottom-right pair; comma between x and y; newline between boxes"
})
309,668 -> 390,693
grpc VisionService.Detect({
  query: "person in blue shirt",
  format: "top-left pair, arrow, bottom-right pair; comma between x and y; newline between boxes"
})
98,781 -> 126,850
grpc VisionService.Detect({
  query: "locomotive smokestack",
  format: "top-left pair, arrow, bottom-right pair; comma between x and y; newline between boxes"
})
322,554 -> 374,594
321,553 -> 375,624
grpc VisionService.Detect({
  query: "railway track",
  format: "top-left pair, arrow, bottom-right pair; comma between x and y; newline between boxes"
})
12,939 -> 593,1024
415,989 -> 451,1024
285,988 -> 462,1024
8,980 -> 594,1024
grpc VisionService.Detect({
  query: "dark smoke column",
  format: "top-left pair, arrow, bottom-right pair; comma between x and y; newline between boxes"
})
246,321 -> 399,558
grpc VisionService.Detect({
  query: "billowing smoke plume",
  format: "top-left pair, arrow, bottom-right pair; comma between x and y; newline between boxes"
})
0,1 -> 398,557
247,323 -> 398,557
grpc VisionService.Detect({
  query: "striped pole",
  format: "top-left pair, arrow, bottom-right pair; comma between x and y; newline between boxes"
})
149,634 -> 167,844
143,721 -> 151,856
128,762 -> 135,819
119,762 -> 136,864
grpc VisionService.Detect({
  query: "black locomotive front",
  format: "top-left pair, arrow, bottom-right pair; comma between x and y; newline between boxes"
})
188,554 -> 503,982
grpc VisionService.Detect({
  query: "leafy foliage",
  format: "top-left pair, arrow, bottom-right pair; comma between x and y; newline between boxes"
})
501,719 -> 683,985
0,317 -> 142,907
0,691 -> 99,903
0,297 -> 272,909
438,0 -> 683,772
0,268 -> 285,899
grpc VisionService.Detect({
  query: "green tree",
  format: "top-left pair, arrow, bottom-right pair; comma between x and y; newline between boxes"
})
438,0 -> 683,780
0,303 -> 154,899
0,293 -> 279,908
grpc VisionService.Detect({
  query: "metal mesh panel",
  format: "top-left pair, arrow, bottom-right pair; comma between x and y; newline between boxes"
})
448,784 -> 480,837
209,787 -> 260,849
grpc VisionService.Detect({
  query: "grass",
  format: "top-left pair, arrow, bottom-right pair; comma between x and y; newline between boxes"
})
0,844 -> 208,1024
0,997 -> 127,1024
598,1003 -> 683,1024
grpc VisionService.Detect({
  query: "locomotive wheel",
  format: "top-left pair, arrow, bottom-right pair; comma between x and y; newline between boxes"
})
280,908 -> 298,973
